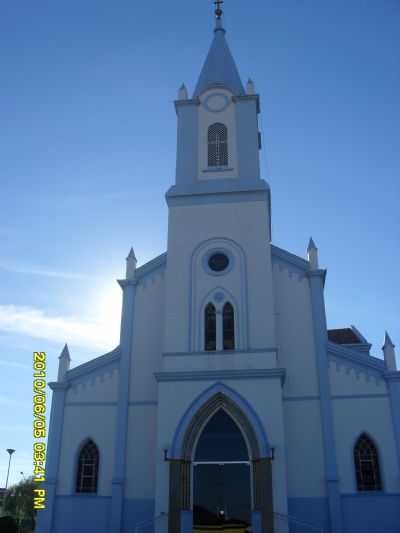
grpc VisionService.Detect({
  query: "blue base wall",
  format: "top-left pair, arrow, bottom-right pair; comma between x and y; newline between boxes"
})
288,498 -> 330,533
342,494 -> 400,533
123,499 -> 155,533
45,494 -> 400,533
53,496 -> 111,533
48,496 -> 155,533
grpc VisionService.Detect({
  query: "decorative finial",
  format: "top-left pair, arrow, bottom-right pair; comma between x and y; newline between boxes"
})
382,331 -> 397,372
126,247 -> 137,280
58,344 -> 71,381
178,84 -> 188,100
307,237 -> 319,270
214,0 -> 224,20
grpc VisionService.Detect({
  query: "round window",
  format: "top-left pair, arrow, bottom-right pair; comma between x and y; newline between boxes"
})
208,253 -> 229,272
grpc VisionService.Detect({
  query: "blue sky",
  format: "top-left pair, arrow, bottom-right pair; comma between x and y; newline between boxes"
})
0,1 -> 399,487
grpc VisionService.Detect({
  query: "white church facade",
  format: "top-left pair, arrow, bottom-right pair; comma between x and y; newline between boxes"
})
36,6 -> 400,533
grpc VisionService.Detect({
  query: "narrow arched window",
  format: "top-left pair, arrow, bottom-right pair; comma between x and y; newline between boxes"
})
354,434 -> 382,491
223,302 -> 235,351
205,303 -> 216,351
208,123 -> 228,167
76,440 -> 99,493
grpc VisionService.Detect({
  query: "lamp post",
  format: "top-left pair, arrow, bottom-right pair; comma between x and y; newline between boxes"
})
5,449 -> 15,490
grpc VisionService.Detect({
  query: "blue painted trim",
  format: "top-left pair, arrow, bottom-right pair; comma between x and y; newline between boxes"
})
271,244 -> 310,273
135,253 -> 167,281
181,510 -> 193,533
197,286 -> 241,351
189,237 -> 250,352
252,511 -> 261,533
174,98 -> 200,111
283,395 -> 320,402
308,271 -> 343,533
128,401 -> 158,406
341,492 -> 400,497
109,279 -> 137,533
203,92 -> 230,112
37,381 -> 69,532
331,394 -> 389,400
350,431 -> 388,492
387,378 -> 400,471
328,341 -> 386,374
166,178 -> 269,197
385,371 -> 400,382
65,347 -> 120,383
162,347 -> 278,357
170,382 -> 270,458
155,368 -> 286,383
70,437 -> 101,495
202,248 -> 235,276
202,166 -> 234,173
65,402 -> 117,407
166,188 -> 269,207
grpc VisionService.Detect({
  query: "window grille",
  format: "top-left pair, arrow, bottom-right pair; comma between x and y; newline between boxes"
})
208,123 -> 228,167
76,440 -> 99,493
223,302 -> 235,351
205,303 -> 217,351
354,434 -> 382,491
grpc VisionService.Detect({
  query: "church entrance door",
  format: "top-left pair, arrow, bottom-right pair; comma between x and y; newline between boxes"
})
192,410 -> 252,533
193,462 -> 252,533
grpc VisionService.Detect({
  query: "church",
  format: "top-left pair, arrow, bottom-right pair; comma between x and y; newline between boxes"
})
36,5 -> 400,533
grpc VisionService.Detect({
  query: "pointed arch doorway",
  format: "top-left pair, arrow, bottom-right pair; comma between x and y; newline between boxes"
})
168,391 -> 274,533
193,409 -> 252,532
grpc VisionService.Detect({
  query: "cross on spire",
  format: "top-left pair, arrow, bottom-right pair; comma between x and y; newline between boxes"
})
214,0 -> 224,19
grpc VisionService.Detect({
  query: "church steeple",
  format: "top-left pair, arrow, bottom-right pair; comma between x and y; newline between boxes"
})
193,2 -> 245,98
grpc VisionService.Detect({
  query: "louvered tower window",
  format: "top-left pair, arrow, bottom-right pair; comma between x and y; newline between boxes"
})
76,440 -> 99,493
354,434 -> 382,491
204,303 -> 217,351
208,123 -> 228,167
223,302 -> 235,350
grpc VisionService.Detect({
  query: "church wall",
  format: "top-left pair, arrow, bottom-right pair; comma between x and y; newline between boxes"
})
272,260 -> 319,396
332,396 -> 399,493
125,404 -> 158,499
57,404 -> 117,496
329,357 -> 388,396
283,399 -> 325,498
129,267 -> 165,402
65,365 -> 118,403
164,200 -> 275,354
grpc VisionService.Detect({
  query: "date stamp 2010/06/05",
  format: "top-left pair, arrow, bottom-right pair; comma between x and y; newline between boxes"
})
33,351 -> 47,510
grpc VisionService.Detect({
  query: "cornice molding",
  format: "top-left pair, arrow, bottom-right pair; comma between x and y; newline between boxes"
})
154,368 -> 286,384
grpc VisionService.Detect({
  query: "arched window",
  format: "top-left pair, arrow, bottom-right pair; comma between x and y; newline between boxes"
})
205,303 -> 216,351
223,302 -> 235,351
208,123 -> 228,167
76,440 -> 99,493
354,433 -> 382,491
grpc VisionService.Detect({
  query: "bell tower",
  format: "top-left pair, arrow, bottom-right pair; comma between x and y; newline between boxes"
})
163,4 -> 276,355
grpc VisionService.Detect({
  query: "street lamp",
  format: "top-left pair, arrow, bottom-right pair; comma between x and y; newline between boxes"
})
5,449 -> 16,490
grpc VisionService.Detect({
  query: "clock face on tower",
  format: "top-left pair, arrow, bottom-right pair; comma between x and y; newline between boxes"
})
203,92 -> 230,113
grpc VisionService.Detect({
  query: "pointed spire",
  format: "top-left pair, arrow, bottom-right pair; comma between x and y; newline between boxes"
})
193,4 -> 244,98
383,331 -> 397,371
178,84 -> 188,100
384,331 -> 395,348
307,237 -> 317,252
126,247 -> 137,280
307,238 -> 319,270
58,344 -> 71,381
246,79 -> 255,95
